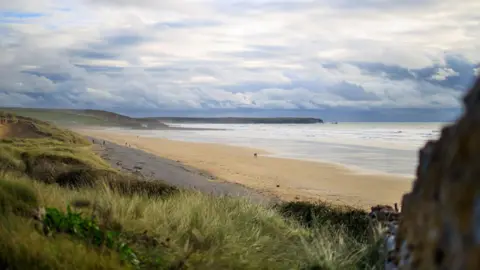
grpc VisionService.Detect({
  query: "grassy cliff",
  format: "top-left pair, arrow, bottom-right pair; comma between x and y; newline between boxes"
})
0,112 -> 382,269
0,108 -> 168,129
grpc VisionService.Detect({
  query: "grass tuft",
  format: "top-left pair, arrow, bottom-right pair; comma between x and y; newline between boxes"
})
0,179 -> 38,216
276,201 -> 372,241
0,215 -> 130,270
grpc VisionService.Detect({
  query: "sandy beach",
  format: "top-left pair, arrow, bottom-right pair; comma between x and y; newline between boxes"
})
75,128 -> 414,209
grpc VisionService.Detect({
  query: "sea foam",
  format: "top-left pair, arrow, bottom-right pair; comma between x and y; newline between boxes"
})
116,122 -> 445,177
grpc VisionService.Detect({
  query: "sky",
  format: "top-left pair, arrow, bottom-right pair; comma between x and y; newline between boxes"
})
0,0 -> 479,121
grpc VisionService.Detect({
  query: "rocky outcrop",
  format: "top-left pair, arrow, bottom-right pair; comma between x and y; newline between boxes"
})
392,77 -> 480,270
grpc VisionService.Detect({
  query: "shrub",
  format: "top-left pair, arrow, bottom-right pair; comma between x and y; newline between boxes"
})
42,206 -> 139,267
275,201 -> 371,241
0,215 -> 130,270
55,168 -> 177,197
55,169 -> 112,188
107,177 -> 177,198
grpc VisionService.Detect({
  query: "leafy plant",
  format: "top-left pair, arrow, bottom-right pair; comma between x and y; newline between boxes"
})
42,206 -> 140,267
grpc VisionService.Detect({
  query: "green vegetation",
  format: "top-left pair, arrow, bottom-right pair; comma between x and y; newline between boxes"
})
0,112 -> 383,269
0,179 -> 38,216
276,201 -> 372,242
43,206 -> 139,267
0,108 -> 168,129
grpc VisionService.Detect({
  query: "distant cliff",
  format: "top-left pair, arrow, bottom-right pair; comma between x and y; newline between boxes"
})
0,108 -> 169,129
149,117 -> 324,124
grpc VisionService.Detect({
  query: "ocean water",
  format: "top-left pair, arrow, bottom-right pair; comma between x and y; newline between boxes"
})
112,122 -> 447,178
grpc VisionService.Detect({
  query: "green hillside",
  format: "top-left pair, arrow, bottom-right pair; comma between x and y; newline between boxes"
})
0,108 -> 168,129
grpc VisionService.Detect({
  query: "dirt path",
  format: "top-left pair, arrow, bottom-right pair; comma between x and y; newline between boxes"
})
88,136 -> 278,205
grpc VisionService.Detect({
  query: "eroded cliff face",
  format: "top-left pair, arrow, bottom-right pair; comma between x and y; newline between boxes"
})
394,77 -> 480,270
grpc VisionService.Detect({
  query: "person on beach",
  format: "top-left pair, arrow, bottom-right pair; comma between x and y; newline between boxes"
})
254,153 -> 258,158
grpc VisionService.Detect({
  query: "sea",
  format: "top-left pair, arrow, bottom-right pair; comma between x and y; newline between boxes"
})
111,122 -> 447,178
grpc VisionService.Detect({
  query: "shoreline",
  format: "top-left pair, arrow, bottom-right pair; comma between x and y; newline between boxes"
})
261,153 -> 414,179
75,127 -> 414,209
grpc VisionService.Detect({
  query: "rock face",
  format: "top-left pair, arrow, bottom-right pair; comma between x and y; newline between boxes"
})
394,77 -> 480,270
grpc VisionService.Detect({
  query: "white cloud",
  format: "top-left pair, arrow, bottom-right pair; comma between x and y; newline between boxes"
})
0,0 -> 478,115
431,68 -> 459,81
474,67 -> 480,76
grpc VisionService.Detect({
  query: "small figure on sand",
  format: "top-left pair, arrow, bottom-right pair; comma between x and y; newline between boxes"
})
92,139 -> 95,144
103,140 -> 105,145
254,153 -> 257,158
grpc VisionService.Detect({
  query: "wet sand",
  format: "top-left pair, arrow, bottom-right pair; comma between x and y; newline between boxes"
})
76,128 -> 414,210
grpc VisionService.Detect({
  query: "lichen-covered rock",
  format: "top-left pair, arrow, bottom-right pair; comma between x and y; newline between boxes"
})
395,77 -> 480,270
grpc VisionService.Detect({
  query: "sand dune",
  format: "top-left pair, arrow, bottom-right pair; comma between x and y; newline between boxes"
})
75,128 -> 413,209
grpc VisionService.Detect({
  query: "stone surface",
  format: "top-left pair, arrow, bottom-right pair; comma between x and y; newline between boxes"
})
393,77 -> 480,270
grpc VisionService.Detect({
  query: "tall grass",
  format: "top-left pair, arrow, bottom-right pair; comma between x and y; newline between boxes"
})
0,172 -> 383,269
0,113 -> 384,269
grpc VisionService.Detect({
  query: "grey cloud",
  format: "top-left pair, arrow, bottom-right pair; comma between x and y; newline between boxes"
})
143,66 -> 188,73
83,0 -> 210,15
103,33 -> 149,47
69,49 -> 118,60
349,55 -> 478,92
21,70 -> 72,83
213,0 -> 439,15
0,0 -> 55,12
223,82 -> 288,93
329,81 -> 380,101
0,91 -> 42,107
0,0 -> 478,122
225,45 -> 289,60
84,0 -> 179,7
85,32 -> 151,52
0,29 -> 469,114
75,64 -> 124,73
155,20 -> 221,29
213,1 -> 316,14
439,55 -> 478,90
324,0 -> 437,11
65,31 -> 154,65
348,62 -> 416,81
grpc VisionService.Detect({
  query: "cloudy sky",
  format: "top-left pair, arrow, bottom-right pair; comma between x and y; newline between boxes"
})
1,0 -> 479,121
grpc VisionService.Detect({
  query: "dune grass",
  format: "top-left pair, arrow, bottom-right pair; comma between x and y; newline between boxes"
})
0,112 -> 384,269
0,113 -> 175,196
0,173 -> 383,270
